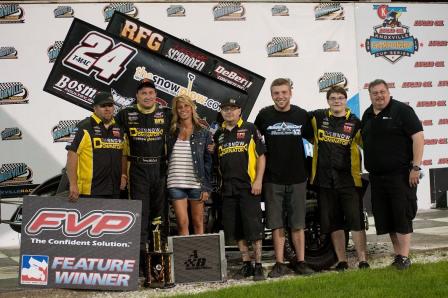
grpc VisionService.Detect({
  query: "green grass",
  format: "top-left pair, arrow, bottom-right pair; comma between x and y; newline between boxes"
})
175,261 -> 448,298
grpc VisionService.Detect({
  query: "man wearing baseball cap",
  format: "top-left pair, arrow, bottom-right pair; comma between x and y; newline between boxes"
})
115,79 -> 171,277
66,91 -> 126,201
214,97 -> 267,281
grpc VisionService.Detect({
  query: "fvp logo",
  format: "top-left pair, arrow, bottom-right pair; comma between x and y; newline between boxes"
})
25,209 -> 136,238
184,250 -> 211,270
365,5 -> 419,63
20,255 -> 49,285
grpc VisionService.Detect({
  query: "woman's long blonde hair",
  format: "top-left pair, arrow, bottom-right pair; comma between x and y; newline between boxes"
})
170,95 -> 203,133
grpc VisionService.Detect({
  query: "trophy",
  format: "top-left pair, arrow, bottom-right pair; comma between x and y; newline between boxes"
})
145,223 -> 174,288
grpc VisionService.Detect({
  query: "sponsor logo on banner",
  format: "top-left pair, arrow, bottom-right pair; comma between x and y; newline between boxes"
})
0,47 -> 18,59
62,31 -> 137,84
0,163 -> 33,185
117,19 -> 165,53
0,4 -> 25,23
48,41 -> 63,63
0,82 -> 29,105
53,75 -> 98,105
213,2 -> 245,21
314,3 -> 344,20
422,160 -> 432,166
402,81 -> 432,88
323,41 -> 340,52
1,127 -> 22,140
184,250 -> 211,270
103,3 -> 138,22
111,89 -> 135,109
415,61 -> 444,67
318,72 -> 348,92
266,37 -> 298,57
428,41 -> 447,47
416,100 -> 446,107
25,209 -> 136,237
439,158 -> 448,165
20,255 -> 49,285
52,120 -> 80,142
167,5 -> 186,17
222,42 -> 240,54
414,20 -> 444,26
439,118 -> 448,125
134,67 -> 220,111
438,80 -> 448,87
214,64 -> 253,91
363,82 -> 395,89
54,6 -> 74,18
425,138 -> 448,145
365,5 -> 419,64
421,120 -> 433,126
165,42 -> 208,71
271,5 -> 289,16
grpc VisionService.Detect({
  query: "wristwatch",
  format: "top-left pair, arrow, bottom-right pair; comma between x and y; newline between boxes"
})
411,165 -> 422,171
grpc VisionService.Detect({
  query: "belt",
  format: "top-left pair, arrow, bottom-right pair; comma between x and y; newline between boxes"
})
128,156 -> 163,164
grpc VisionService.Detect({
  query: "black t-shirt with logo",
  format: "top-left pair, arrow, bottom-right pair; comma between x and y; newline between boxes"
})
361,98 -> 423,175
255,105 -> 311,184
66,114 -> 124,196
214,119 -> 266,189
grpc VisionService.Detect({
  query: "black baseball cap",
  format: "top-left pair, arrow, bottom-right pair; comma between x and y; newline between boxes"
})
137,78 -> 156,91
93,91 -> 114,106
221,98 -> 241,108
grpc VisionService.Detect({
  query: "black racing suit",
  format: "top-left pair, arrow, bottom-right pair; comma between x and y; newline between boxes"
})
115,104 -> 170,253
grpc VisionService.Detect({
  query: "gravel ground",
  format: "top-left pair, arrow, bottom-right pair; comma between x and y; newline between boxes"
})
3,245 -> 448,298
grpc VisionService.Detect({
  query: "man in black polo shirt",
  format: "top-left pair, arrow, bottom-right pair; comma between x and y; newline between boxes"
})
115,79 -> 170,265
214,98 -> 266,281
361,79 -> 424,270
66,91 -> 126,201
255,78 -> 314,277
308,86 -> 368,271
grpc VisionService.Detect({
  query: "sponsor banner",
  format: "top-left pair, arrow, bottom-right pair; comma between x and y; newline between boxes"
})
54,6 -> 74,18
0,183 -> 38,199
52,120 -> 80,143
44,19 -> 251,124
20,196 -> 141,290
0,163 -> 33,186
1,127 -> 22,140
0,46 -> 18,59
213,2 -> 245,21
0,4 -> 25,23
315,3 -> 344,20
103,3 -> 137,22
266,37 -> 298,57
0,82 -> 29,105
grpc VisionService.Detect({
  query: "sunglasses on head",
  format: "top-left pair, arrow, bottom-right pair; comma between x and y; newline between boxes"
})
99,103 -> 114,108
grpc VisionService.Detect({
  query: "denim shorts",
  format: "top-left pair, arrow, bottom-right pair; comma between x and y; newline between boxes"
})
168,187 -> 201,200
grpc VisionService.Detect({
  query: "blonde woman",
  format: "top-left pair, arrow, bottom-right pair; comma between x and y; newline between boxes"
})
167,95 -> 213,235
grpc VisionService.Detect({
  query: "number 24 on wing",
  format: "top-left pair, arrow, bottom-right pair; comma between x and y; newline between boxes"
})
63,31 -> 137,85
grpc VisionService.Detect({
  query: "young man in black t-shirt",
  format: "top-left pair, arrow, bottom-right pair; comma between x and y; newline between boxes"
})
361,79 -> 424,270
254,78 -> 314,277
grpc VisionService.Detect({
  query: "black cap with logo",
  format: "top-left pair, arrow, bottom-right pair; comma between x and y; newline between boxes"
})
93,91 -> 114,106
220,98 -> 241,108
137,78 -> 156,91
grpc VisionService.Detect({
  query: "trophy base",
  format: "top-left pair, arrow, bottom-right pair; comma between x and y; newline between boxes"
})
145,251 -> 175,289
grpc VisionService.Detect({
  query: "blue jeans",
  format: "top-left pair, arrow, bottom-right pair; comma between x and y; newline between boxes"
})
168,188 -> 201,200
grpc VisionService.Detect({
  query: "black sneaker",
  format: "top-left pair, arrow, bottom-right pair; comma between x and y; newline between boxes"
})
391,255 -> 403,268
233,262 -> 254,279
358,261 -> 370,269
395,256 -> 411,270
335,261 -> 349,272
293,261 -> 314,275
268,262 -> 290,278
253,263 -> 266,281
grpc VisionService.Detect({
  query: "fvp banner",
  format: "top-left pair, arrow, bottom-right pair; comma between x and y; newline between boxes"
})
19,196 -> 141,291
